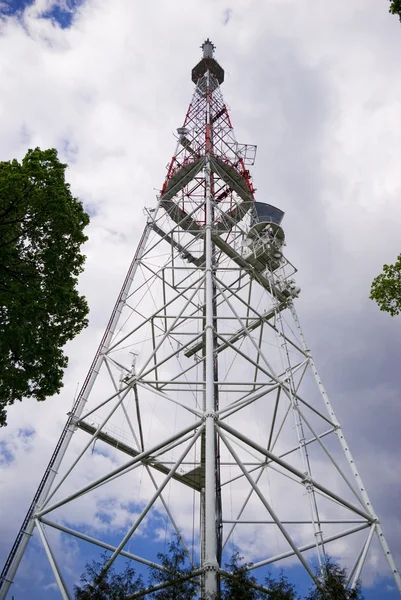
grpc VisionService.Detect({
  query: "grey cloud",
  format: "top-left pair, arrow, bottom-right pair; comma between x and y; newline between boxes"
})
222,8 -> 233,25
1,0 -> 401,595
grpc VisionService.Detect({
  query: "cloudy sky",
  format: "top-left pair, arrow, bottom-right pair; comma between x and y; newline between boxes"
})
1,0 -> 401,598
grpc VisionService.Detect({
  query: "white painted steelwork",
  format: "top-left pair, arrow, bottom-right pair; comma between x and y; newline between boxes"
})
1,41 -> 399,599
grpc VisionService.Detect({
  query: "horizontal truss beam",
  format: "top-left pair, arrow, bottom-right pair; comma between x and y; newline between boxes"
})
184,304 -> 283,358
39,518 -> 167,572
76,420 -> 202,491
248,523 -> 370,571
217,420 -> 373,521
37,420 -> 202,519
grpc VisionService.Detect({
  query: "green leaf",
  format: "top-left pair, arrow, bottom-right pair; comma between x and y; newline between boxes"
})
389,0 -> 401,22
370,253 -> 401,317
0,147 -> 90,426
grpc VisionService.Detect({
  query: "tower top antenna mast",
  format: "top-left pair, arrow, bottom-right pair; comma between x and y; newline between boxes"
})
192,37 -> 224,84
201,38 -> 215,58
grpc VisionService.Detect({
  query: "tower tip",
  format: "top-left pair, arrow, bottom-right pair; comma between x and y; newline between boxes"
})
192,38 -> 224,85
201,38 -> 215,59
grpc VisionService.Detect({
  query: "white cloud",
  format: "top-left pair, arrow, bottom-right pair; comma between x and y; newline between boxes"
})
1,0 -> 401,597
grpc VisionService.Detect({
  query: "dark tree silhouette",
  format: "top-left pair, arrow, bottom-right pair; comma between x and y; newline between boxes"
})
305,559 -> 364,600
370,253 -> 401,316
221,552 -> 262,599
0,147 -> 89,425
74,546 -> 365,600
147,539 -> 199,599
74,553 -> 144,599
265,571 -> 299,600
388,0 -> 401,23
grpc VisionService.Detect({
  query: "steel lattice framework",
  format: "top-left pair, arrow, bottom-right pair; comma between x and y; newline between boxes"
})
1,40 -> 400,599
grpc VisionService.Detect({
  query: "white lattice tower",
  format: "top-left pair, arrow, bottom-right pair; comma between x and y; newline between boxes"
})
1,40 -> 400,599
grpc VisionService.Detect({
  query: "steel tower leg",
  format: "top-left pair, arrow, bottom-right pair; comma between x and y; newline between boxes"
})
2,39 -> 399,599
0,219 -> 156,599
203,135 -> 219,595
289,302 -> 401,593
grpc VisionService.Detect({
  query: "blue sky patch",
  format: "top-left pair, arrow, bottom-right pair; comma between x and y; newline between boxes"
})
18,426 -> 36,440
0,440 -> 14,465
91,441 -> 110,458
42,2 -> 79,29
0,0 -> 84,29
0,0 -> 32,14
61,138 -> 79,164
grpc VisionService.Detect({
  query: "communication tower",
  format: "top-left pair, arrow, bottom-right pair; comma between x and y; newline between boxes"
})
1,40 -> 400,599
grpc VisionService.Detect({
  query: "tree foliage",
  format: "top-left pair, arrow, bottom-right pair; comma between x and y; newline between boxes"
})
74,553 -> 144,599
0,147 -> 89,426
75,546 -> 365,600
265,571 -> 299,600
305,559 -> 364,600
221,552 -> 300,599
388,0 -> 401,22
221,552 -> 261,599
370,253 -> 401,316
147,539 -> 199,599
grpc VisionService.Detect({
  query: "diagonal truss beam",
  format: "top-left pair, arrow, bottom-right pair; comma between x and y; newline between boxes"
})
39,518 -> 168,572
36,520 -> 71,600
217,420 -> 373,521
107,273 -> 204,355
247,523 -> 371,571
184,304 -> 284,358
100,425 -> 204,577
37,420 -> 202,519
76,420 -> 202,492
217,426 -> 318,583
289,302 -> 401,591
